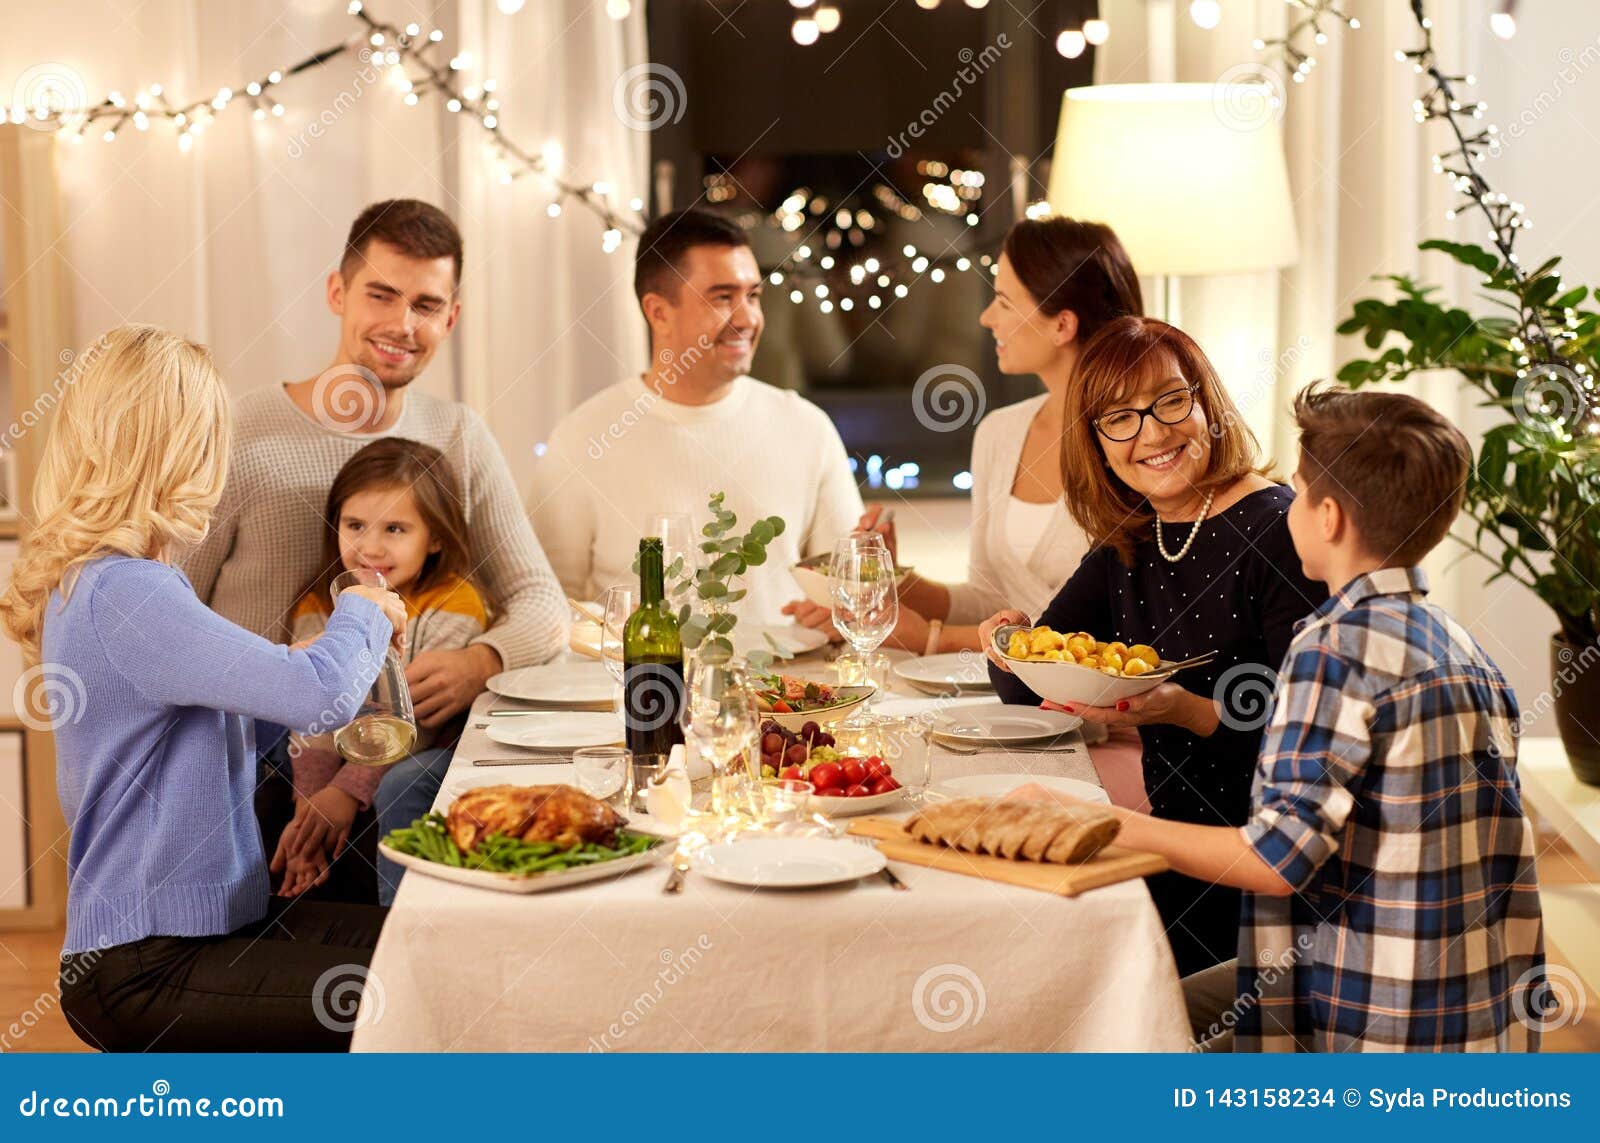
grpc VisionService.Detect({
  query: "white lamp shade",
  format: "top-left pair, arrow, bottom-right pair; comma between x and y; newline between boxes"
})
1045,83 -> 1299,277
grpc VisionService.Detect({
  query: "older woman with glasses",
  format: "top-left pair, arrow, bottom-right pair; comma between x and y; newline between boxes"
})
979,316 -> 1326,977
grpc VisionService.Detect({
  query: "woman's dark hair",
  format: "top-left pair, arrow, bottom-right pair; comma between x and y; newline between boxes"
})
1001,217 -> 1143,342
299,437 -> 489,612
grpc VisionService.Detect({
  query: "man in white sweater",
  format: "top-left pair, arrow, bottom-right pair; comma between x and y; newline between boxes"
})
532,210 -> 863,623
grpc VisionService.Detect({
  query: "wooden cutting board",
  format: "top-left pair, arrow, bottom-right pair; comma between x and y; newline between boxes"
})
848,816 -> 1167,897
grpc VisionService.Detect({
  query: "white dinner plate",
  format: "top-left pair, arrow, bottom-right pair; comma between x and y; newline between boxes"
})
487,662 -> 616,706
930,702 -> 1082,745
689,837 -> 886,889
377,840 -> 664,895
736,624 -> 829,658
485,713 -> 623,751
893,652 -> 995,693
930,772 -> 1108,805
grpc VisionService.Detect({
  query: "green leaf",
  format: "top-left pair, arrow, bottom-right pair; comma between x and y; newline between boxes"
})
708,612 -> 738,634
750,519 -> 775,545
742,540 -> 768,566
710,552 -> 744,577
680,617 -> 709,647
1420,239 -> 1502,276
722,588 -> 747,603
697,581 -> 728,599
766,516 -> 787,537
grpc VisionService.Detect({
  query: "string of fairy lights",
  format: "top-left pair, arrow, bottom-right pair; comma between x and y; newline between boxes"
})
1399,0 -> 1594,438
0,0 -> 643,242
1252,1 -> 1362,82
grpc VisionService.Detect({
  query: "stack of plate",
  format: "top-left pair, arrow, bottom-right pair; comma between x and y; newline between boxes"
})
892,652 -> 996,697
486,661 -> 616,711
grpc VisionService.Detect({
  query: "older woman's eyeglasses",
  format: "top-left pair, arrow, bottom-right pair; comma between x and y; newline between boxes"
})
1094,385 -> 1197,442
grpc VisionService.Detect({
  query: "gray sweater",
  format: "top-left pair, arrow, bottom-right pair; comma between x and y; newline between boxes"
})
182,384 -> 567,669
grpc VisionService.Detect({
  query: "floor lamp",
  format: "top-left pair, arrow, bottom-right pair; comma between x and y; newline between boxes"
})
1044,82 -> 1300,323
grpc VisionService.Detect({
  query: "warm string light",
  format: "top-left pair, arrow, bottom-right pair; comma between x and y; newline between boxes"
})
736,175 -> 990,314
1252,0 -> 1361,83
0,0 -> 642,240
1401,0 -> 1590,435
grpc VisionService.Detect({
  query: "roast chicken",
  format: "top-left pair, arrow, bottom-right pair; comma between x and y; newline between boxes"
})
445,784 -> 625,851
903,797 -> 1119,864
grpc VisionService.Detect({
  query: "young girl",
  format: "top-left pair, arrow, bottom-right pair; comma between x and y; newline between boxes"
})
269,437 -> 491,902
0,325 -> 405,1051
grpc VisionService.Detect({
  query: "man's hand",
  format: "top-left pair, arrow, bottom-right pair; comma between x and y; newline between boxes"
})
405,643 -> 501,728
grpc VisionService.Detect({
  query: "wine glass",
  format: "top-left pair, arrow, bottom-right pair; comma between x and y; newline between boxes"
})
680,647 -> 760,818
645,512 -> 697,611
829,535 -> 899,724
599,585 -> 635,685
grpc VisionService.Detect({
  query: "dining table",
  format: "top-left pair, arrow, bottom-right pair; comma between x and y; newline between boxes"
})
350,648 -> 1192,1052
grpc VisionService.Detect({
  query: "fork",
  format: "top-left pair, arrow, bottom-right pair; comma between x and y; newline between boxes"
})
661,848 -> 692,894
850,836 -> 909,891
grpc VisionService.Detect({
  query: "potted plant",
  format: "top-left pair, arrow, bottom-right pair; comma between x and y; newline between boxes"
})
1337,239 -> 1600,782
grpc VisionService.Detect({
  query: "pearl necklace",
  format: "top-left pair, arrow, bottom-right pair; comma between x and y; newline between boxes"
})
1154,491 -> 1216,563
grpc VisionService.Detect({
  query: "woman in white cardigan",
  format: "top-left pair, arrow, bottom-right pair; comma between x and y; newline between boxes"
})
785,217 -> 1143,652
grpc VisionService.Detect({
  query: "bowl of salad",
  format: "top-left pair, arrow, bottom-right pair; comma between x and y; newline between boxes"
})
752,672 -> 874,733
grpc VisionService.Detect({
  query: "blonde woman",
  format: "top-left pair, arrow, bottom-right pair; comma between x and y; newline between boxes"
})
0,325 -> 405,1052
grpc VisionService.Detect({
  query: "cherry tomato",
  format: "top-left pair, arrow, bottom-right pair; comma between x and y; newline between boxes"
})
841,758 -> 867,786
809,762 -> 843,791
771,700 -> 792,713
863,756 -> 889,780
869,776 -> 894,796
780,765 -> 803,782
844,783 -> 871,798
881,776 -> 901,791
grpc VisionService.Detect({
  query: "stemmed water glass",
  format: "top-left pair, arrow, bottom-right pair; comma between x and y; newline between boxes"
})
645,512 -> 697,612
680,646 -> 760,818
829,534 -> 899,725
599,585 -> 634,686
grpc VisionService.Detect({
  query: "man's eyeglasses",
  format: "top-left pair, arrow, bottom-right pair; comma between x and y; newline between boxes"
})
1094,385 -> 1198,442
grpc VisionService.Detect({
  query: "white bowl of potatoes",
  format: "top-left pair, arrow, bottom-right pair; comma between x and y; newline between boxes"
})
993,624 -> 1173,709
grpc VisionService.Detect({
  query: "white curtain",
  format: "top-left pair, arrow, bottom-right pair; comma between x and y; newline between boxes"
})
0,0 -> 648,496
1091,0 -> 1592,732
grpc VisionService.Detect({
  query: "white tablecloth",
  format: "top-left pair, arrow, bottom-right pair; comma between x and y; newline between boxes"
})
353,660 -> 1190,1052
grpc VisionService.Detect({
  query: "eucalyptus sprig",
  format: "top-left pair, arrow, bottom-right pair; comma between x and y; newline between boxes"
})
653,491 -> 790,669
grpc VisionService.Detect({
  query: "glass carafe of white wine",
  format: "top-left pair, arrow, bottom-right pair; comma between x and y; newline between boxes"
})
329,569 -> 418,767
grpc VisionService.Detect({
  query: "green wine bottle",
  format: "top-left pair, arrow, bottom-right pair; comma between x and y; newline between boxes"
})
622,537 -> 685,776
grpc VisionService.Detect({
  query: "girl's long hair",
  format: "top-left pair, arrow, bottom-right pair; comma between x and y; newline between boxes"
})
298,437 -> 488,613
0,325 -> 231,660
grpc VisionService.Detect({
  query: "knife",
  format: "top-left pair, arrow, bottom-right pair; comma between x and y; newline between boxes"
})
472,756 -> 574,767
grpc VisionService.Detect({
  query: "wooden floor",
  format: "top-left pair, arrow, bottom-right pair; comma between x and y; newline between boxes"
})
3,839 -> 1596,1054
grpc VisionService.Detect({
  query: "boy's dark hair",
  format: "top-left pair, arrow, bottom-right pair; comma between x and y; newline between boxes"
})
1292,383 -> 1472,566
299,437 -> 491,613
341,199 -> 464,285
633,209 -> 752,306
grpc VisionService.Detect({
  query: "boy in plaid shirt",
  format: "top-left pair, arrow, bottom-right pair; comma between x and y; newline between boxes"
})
1021,385 -> 1546,1051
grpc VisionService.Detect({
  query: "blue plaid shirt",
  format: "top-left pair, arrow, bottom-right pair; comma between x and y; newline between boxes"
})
1235,567 -> 1545,1052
